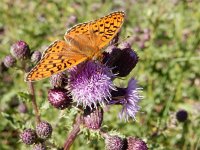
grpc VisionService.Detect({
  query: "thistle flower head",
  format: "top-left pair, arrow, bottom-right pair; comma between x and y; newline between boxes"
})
68,61 -> 115,108
110,78 -> 142,121
119,79 -> 142,120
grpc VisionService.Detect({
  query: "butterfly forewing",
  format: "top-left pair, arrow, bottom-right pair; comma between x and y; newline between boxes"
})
64,11 -> 125,49
25,40 -> 87,81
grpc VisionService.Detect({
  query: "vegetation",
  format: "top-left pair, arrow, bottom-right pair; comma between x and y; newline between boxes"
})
0,0 -> 200,149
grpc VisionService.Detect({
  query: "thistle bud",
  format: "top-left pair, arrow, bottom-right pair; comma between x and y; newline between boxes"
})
142,33 -> 150,42
105,135 -> 126,150
20,129 -> 37,145
8,96 -> 19,108
3,55 -> 16,68
31,51 -> 42,63
48,88 -> 72,109
126,137 -> 148,150
36,121 -> 52,140
104,47 -> 138,77
83,107 -> 103,130
33,143 -> 46,150
176,109 -> 188,122
66,15 -> 77,27
18,102 -> 28,113
138,41 -> 145,49
50,72 -> 68,88
134,26 -> 142,33
143,28 -> 150,34
10,40 -> 30,59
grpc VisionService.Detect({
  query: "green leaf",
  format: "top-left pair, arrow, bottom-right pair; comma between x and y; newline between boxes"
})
1,112 -> 15,124
17,92 -> 31,102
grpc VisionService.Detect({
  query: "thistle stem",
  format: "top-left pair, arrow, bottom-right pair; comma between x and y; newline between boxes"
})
27,82 -> 41,123
63,114 -> 83,150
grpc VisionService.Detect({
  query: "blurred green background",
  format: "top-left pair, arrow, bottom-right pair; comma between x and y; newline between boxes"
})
0,0 -> 200,150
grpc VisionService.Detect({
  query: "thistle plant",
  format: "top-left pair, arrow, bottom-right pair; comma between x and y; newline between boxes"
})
1,38 -> 147,149
1,1 -> 200,149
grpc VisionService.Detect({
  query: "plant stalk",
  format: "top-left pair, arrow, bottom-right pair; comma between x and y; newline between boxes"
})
63,114 -> 83,150
27,81 -> 41,123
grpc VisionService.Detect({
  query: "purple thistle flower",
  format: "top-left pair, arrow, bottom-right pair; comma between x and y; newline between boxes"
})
119,79 -> 142,120
110,78 -> 142,121
68,61 -> 115,108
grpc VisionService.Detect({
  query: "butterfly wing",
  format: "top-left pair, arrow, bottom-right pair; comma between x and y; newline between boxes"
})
25,40 -> 87,81
25,12 -> 125,82
64,11 -> 125,49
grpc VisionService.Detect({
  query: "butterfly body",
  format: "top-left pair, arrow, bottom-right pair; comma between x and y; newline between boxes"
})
25,11 -> 125,81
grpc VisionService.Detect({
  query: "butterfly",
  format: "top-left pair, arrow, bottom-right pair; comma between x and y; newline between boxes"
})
25,11 -> 125,81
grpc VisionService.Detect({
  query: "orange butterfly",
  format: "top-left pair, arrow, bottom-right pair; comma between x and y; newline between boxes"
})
25,11 -> 125,81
